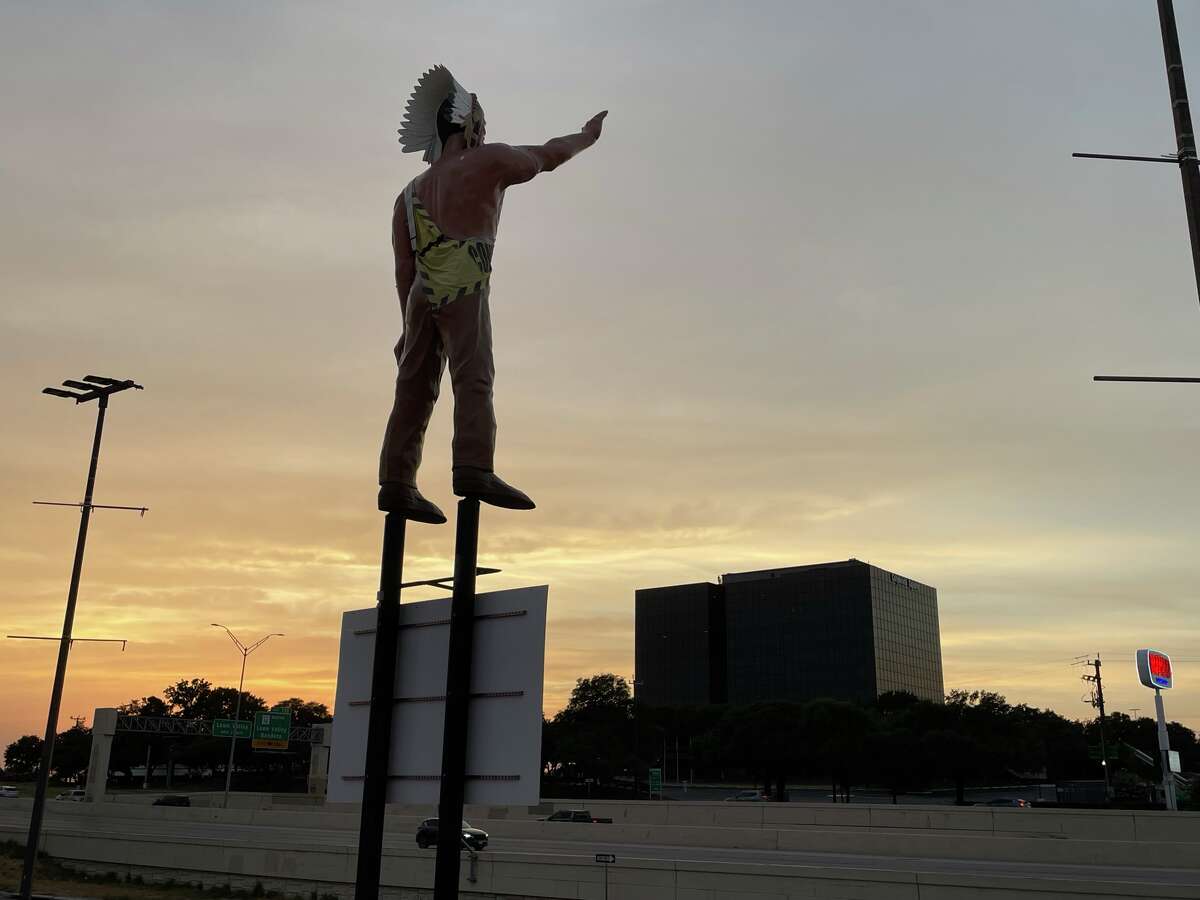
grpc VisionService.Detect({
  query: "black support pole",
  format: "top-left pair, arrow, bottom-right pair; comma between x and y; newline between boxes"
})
434,498 -> 480,900
354,513 -> 407,900
1157,0 -> 1200,305
20,396 -> 108,900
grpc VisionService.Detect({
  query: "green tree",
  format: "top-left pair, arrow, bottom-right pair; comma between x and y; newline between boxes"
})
119,695 -> 172,718
868,728 -> 927,803
713,702 -> 804,800
563,674 -> 633,716
273,698 -> 331,725
801,699 -> 877,802
549,674 -> 633,786
52,722 -> 92,784
112,695 -> 176,784
163,678 -> 214,717
4,735 -> 44,776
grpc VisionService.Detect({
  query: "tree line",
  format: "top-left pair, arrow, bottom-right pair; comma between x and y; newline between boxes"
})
7,671 -> 1196,806
542,674 -> 1199,807
2,678 -> 329,792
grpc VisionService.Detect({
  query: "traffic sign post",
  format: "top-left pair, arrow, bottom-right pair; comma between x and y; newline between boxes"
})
595,853 -> 616,900
1153,688 -> 1179,811
213,719 -> 251,739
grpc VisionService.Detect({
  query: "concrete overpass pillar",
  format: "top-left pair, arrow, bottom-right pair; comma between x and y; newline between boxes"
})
308,722 -> 331,797
85,707 -> 118,803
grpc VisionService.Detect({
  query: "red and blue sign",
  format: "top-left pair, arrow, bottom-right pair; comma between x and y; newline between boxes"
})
1135,649 -> 1172,690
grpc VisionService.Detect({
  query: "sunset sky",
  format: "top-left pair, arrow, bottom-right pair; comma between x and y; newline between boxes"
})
3,1 -> 1200,752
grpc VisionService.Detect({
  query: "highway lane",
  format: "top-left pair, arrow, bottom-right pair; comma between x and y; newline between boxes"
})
484,836 -> 1200,886
2,807 -> 1197,888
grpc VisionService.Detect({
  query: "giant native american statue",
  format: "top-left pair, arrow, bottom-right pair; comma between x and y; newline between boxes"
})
379,66 -> 607,524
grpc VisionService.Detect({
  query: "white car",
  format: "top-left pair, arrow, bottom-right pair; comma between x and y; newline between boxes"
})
0,786 -> 19,799
725,790 -> 770,802
55,789 -> 86,801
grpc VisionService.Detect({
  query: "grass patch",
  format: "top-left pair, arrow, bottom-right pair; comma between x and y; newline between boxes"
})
0,841 -> 314,900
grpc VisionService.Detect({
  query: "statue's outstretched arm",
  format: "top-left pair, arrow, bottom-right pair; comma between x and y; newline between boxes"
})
489,111 -> 607,186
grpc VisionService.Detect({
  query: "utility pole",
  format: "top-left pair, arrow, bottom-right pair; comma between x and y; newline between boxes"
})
210,625 -> 283,809
20,375 -> 143,900
1074,0 -> 1200,307
1079,654 -> 1112,800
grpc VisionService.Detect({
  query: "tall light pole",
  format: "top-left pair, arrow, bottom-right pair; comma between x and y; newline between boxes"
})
211,625 -> 283,809
1073,0 -> 1200,306
20,375 -> 142,900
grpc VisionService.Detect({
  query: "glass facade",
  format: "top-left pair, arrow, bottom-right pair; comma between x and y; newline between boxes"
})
634,560 -> 944,707
869,567 -> 944,701
634,582 -> 724,707
724,564 -> 877,705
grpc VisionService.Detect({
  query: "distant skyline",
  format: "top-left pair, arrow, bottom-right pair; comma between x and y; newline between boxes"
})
3,1 -> 1200,751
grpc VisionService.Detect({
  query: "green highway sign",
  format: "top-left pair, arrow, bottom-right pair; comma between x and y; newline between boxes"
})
648,767 -> 663,795
212,719 -> 251,739
252,708 -> 291,750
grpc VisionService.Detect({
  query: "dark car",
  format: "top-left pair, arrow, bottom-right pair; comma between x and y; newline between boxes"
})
152,795 -> 191,807
415,818 -> 488,851
542,809 -> 612,823
984,797 -> 1028,808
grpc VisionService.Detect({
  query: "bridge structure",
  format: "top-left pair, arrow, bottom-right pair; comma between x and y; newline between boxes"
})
83,709 -> 332,802
115,715 -> 325,744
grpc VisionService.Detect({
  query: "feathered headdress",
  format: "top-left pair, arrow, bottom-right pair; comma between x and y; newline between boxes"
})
398,65 -> 482,164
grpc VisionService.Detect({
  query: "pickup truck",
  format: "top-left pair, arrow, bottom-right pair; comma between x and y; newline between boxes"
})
542,809 -> 612,824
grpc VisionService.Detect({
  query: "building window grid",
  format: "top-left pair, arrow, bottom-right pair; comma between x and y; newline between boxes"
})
870,572 -> 943,701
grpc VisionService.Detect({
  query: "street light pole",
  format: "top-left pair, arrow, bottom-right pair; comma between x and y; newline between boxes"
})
20,375 -> 142,900
1073,0 -> 1200,307
211,625 -> 283,809
1156,0 -> 1200,304
227,651 -> 248,804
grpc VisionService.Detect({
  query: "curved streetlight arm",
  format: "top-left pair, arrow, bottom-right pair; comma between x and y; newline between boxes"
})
211,623 -> 247,655
246,632 -> 284,654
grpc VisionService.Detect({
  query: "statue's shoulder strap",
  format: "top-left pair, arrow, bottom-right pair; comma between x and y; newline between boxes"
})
402,182 -> 418,254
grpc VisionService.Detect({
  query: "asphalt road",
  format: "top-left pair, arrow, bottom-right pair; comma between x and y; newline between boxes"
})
1,805 -> 1196,889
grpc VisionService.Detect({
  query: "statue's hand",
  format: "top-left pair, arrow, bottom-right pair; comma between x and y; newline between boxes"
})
583,110 -> 608,143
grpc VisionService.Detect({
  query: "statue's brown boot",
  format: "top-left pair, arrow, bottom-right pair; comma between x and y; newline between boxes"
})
452,466 -> 535,510
377,483 -> 447,524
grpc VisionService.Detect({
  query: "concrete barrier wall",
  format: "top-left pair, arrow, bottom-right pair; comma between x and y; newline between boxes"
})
8,820 -> 1197,900
541,798 -> 1200,843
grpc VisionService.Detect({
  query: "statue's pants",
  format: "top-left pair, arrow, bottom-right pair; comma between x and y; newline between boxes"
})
379,287 -> 496,486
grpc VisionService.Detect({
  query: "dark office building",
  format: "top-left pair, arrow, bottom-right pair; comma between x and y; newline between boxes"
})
634,559 -> 943,708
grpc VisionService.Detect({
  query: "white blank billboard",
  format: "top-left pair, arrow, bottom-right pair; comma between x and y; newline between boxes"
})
327,585 -> 547,806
